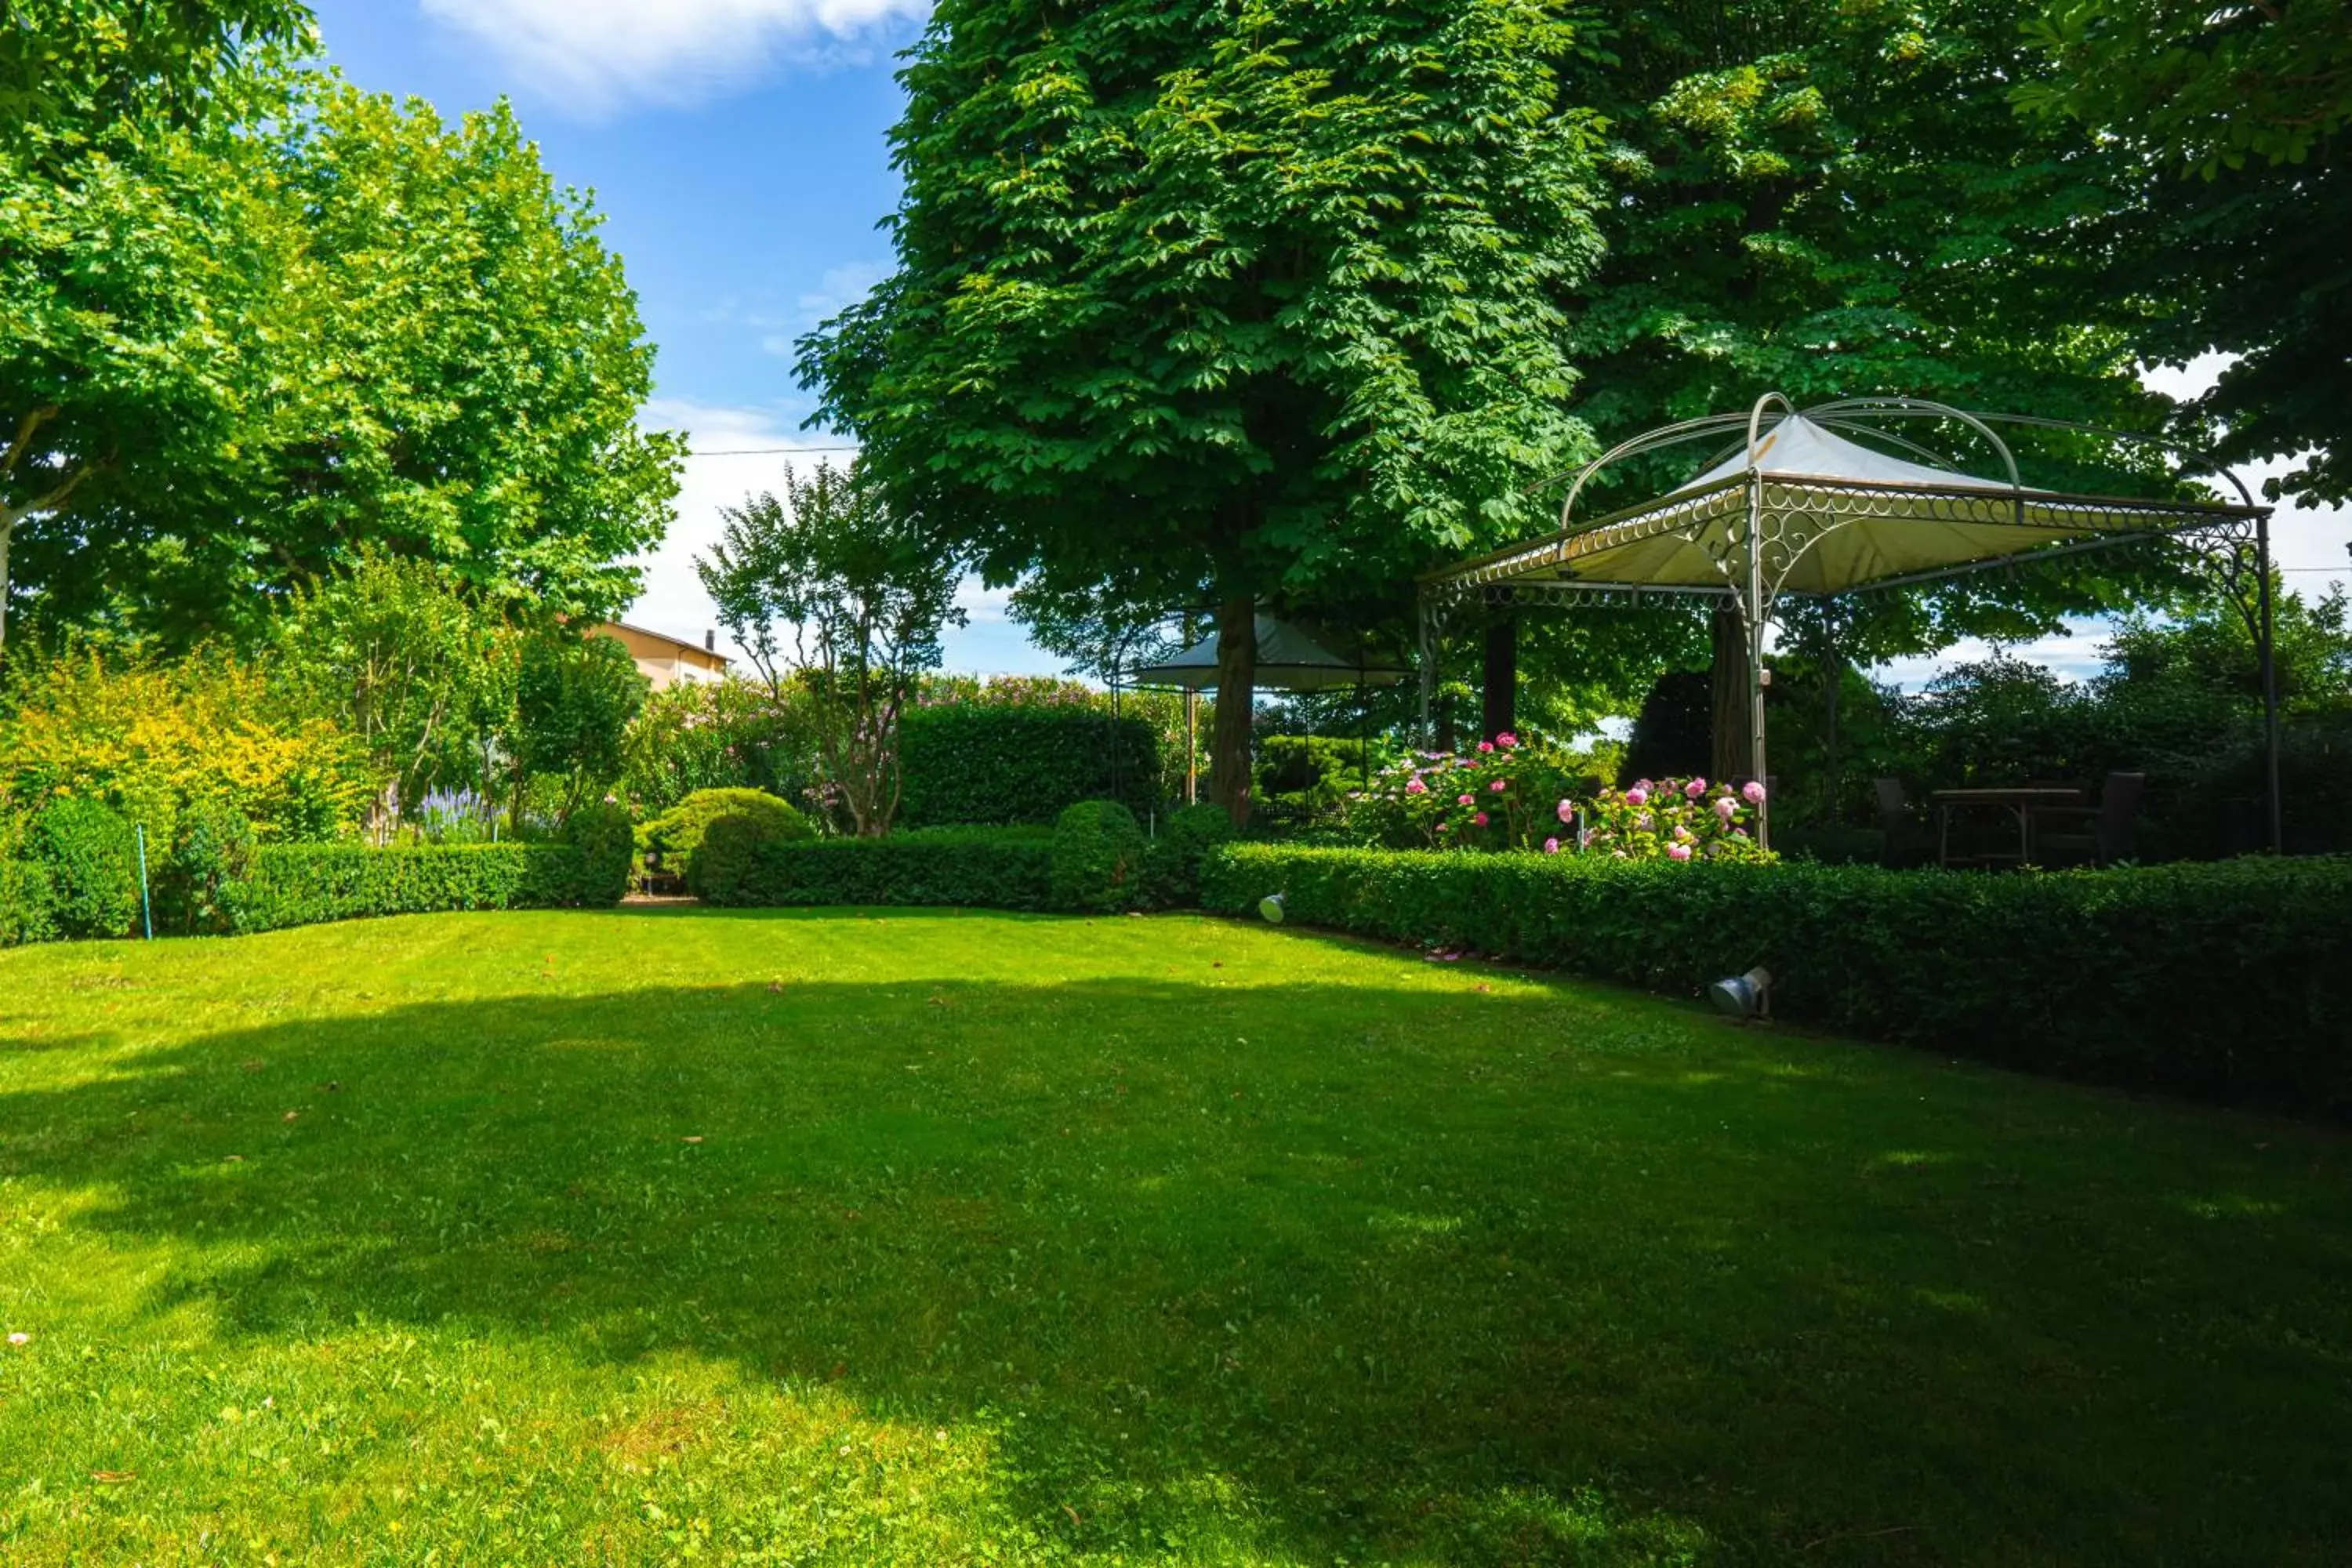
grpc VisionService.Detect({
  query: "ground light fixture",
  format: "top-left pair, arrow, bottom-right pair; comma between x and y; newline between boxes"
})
1709,966 -> 1773,1020
1258,893 -> 1287,924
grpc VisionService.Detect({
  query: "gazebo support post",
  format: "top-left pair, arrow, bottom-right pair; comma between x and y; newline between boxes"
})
2258,512 -> 2282,852
1746,470 -> 1770,851
1184,690 -> 1198,806
1481,614 -> 1516,742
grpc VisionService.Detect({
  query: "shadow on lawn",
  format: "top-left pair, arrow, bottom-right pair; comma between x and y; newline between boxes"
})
5,967 -> 2350,1563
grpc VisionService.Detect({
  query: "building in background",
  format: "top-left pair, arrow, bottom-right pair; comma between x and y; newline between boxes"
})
586,622 -> 731,690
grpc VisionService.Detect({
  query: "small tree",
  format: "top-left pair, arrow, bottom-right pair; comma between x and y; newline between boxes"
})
695,461 -> 964,837
508,629 -> 649,823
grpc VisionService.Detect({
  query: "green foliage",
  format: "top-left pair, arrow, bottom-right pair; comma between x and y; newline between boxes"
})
0,643 -> 369,844
1049,800 -> 1147,913
0,807 -> 53,945
272,554 -> 511,822
804,0 -> 1610,797
559,802 -> 633,908
1254,735 -> 1381,819
637,788 -> 814,894
1139,801 -> 1238,909
1346,734 -> 1609,851
3,53 -> 680,652
1203,844 -> 2352,1112
221,842 -> 587,933
687,804 -> 823,902
28,794 -> 139,938
696,827 -> 1054,912
696,460 -> 964,837
620,677 -> 818,816
162,795 -> 256,935
896,706 -> 1159,828
510,630 -> 648,820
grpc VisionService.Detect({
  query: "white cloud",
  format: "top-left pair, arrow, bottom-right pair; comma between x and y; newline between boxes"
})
418,0 -> 930,114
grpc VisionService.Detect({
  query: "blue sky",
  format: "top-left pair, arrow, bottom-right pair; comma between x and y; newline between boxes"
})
307,2 -> 2347,693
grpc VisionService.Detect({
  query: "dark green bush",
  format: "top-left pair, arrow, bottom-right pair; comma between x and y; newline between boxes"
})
163,797 -> 257,935
1141,800 -> 1237,908
897,706 -> 1157,826
1050,799 -> 1148,912
223,843 -> 589,933
639,788 -> 813,890
561,803 -> 635,907
1202,844 -> 2352,1114
698,827 -> 1054,911
0,811 -> 55,946
30,797 -> 140,939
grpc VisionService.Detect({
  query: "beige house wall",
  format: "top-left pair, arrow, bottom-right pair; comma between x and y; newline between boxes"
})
586,622 -> 731,691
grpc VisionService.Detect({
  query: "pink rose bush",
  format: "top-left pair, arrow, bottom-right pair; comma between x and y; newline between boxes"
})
1580,777 -> 1769,865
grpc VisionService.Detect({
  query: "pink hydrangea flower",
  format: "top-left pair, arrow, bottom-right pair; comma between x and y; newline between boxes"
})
1488,779 -> 1505,793
1404,777 -> 1427,795
1556,800 -> 1574,822
1684,778 -> 1707,798
1668,842 -> 1693,862
1542,837 -> 1560,854
1472,811 -> 1490,826
1742,780 -> 1766,804
1457,793 -> 1475,806
1714,797 -> 1737,820
1673,824 -> 1693,841
1497,731 -> 1519,749
1436,821 -> 1451,833
1476,740 -> 1494,753
1624,786 -> 1648,808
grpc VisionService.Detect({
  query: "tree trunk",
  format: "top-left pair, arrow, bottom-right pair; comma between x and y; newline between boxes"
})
1709,603 -> 1752,786
1209,596 -> 1258,826
1480,615 -> 1516,742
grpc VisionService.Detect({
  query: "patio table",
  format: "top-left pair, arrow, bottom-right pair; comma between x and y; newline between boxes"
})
1932,786 -> 2085,868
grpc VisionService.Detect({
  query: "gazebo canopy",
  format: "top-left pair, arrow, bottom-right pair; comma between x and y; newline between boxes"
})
1415,394 -> 2281,851
1132,615 -> 1410,692
1422,400 -> 2266,610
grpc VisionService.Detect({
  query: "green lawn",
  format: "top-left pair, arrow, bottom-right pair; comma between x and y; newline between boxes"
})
1,909 -> 2346,1565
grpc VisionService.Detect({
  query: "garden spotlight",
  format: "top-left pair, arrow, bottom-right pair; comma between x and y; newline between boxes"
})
1708,967 -> 1772,1020
1258,893 -> 1287,924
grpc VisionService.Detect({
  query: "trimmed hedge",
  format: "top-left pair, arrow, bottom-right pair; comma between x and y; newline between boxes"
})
223,842 -> 599,934
1141,801 -> 1238,908
563,804 -> 636,907
699,827 -> 1054,911
1050,800 -> 1147,912
30,797 -> 140,938
897,706 -> 1157,827
1202,844 -> 2352,1112
638,788 -> 815,891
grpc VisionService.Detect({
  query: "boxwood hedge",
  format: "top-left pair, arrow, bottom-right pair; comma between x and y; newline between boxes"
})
698,827 -> 1055,911
223,842 -> 602,934
896,706 -> 1157,827
1202,844 -> 2352,1112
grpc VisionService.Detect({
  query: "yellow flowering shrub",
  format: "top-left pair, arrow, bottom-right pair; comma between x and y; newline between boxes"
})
0,649 -> 372,844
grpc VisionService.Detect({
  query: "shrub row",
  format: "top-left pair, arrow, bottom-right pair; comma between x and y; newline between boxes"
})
220,843 -> 593,932
896,706 -> 1159,827
699,827 -> 1057,911
221,842 -> 601,933
1201,844 -> 2352,1113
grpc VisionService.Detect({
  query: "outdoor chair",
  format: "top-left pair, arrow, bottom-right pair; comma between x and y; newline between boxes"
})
1875,777 -> 1931,868
2030,771 -> 2145,866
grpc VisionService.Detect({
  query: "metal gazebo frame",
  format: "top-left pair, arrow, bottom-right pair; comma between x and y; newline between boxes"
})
1417,394 -> 2281,852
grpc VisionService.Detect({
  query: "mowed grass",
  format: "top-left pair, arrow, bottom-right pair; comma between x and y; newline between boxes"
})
1,909 -> 2347,1566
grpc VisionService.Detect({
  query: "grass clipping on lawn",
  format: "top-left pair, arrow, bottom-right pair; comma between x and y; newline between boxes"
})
0,907 -> 2347,1564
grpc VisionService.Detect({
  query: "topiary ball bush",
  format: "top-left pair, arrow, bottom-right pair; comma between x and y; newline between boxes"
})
689,808 -> 817,902
1050,798 -> 1148,913
164,797 -> 257,935
30,797 -> 140,939
641,788 -> 813,891
1142,800 -> 1238,908
562,802 -> 635,906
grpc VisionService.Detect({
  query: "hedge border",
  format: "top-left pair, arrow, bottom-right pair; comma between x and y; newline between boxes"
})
1202,844 -> 2352,1112
223,842 -> 600,934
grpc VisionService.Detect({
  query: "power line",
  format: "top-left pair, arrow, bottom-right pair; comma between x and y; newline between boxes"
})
683,444 -> 861,457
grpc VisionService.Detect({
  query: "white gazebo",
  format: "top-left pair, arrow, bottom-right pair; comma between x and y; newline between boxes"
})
1418,394 -> 2280,849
